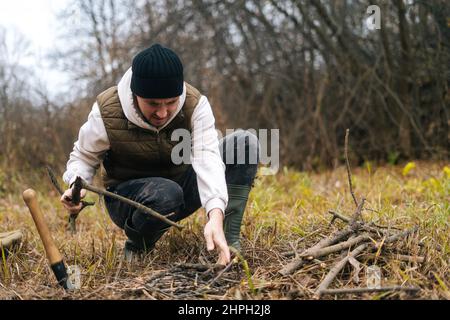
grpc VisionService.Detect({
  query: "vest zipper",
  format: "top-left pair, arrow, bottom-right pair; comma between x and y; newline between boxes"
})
156,130 -> 162,165
156,131 -> 161,144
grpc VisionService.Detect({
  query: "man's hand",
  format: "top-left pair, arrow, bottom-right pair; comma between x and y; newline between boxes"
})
204,208 -> 231,266
60,188 -> 86,214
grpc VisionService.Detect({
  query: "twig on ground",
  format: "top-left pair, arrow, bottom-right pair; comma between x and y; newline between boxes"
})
328,211 -> 401,233
319,286 -> 420,296
304,234 -> 371,260
393,254 -> 425,263
315,243 -> 368,296
279,227 -> 356,276
207,259 -> 236,287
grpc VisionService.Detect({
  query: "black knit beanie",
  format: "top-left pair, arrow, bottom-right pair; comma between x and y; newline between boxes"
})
130,44 -> 184,99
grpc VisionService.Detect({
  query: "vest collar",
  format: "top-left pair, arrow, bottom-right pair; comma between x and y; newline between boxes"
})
127,108 -> 186,132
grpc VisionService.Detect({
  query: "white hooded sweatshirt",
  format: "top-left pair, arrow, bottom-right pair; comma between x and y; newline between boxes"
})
63,67 -> 228,215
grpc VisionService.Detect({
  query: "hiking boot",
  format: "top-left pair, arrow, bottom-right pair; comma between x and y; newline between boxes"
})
123,239 -> 148,263
123,218 -> 167,262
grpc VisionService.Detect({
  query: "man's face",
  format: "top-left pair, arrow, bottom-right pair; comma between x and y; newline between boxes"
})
135,96 -> 180,127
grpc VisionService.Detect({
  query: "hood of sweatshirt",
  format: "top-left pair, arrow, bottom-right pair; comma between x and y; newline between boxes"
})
117,67 -> 186,132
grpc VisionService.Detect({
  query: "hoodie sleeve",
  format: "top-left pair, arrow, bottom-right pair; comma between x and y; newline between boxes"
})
62,102 -> 110,186
190,96 -> 228,215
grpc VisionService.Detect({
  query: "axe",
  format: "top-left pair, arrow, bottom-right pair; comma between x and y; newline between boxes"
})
23,189 -> 74,289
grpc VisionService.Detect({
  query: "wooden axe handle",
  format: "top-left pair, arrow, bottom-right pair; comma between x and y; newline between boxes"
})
23,189 -> 63,265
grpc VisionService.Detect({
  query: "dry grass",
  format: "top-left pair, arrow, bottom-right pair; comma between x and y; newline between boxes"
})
0,161 -> 448,300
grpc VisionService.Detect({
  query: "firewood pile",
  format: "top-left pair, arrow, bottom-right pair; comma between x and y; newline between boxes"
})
278,130 -> 422,298
278,199 -> 421,297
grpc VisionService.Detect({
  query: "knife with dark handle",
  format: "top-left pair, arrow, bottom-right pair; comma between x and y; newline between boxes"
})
46,166 -> 94,233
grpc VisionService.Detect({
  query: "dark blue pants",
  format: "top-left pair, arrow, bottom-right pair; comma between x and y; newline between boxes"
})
104,130 -> 259,249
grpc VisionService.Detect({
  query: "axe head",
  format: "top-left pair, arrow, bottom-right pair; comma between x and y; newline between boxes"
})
51,260 -> 76,290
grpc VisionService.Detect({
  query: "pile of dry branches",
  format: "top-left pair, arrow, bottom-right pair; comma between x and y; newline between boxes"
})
278,130 -> 422,298
121,263 -> 242,299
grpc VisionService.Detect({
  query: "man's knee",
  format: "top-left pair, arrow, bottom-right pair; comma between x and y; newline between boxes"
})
134,177 -> 184,215
131,177 -> 183,238
221,130 -> 259,165
240,130 -> 259,164
221,130 -> 259,186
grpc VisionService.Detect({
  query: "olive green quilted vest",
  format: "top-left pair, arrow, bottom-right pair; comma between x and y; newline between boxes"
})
97,83 -> 201,188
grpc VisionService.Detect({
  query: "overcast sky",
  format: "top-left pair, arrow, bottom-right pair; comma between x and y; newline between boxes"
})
0,0 -> 70,97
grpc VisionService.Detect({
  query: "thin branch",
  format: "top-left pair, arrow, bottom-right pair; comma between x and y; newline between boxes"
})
207,260 -> 236,287
328,210 -> 351,224
279,227 -> 355,276
328,210 -> 402,231
349,197 -> 366,226
379,226 -> 418,247
315,243 -> 368,296
393,254 -> 424,263
319,286 -> 420,296
80,180 -> 184,230
303,234 -> 371,260
345,129 -> 358,207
